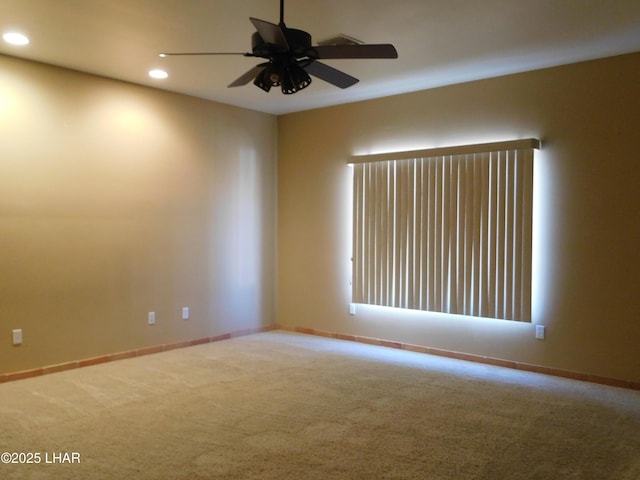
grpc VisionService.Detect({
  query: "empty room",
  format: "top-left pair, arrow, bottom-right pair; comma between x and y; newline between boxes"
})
1,1 -> 639,479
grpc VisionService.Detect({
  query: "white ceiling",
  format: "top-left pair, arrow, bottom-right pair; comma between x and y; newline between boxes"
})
1,0 -> 639,115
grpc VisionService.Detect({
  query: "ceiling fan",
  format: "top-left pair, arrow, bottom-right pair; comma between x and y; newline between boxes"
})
159,0 -> 398,94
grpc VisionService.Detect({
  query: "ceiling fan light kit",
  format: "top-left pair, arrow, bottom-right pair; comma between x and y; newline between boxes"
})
159,0 -> 397,95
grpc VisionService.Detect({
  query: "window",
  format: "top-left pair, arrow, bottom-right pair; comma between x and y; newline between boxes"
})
351,139 -> 539,322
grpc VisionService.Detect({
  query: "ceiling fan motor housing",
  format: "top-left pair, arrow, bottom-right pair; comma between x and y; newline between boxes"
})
251,28 -> 314,60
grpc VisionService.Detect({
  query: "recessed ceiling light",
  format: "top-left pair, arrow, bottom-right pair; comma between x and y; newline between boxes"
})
149,69 -> 168,79
3,32 -> 30,46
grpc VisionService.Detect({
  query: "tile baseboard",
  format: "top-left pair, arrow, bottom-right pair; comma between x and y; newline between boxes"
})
281,325 -> 640,391
0,324 -> 277,384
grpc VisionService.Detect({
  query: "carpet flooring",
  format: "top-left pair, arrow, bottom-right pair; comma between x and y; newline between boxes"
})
1,331 -> 639,479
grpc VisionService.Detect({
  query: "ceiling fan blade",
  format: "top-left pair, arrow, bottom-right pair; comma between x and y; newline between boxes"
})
304,61 -> 359,89
249,17 -> 289,49
228,64 -> 268,87
159,52 -> 248,57
313,44 -> 398,59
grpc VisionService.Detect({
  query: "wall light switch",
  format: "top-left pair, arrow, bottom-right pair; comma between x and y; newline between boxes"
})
148,312 -> 156,325
12,329 -> 23,345
182,307 -> 190,320
535,325 -> 545,340
349,303 -> 357,316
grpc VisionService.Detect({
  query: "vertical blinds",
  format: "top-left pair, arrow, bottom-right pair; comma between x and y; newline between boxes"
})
351,139 -> 538,322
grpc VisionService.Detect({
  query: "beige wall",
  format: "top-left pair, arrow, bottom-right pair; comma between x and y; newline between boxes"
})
277,52 -> 640,382
3,50 -> 639,383
0,55 -> 277,374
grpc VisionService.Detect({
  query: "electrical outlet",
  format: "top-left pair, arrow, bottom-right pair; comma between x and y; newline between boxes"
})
182,307 -> 190,320
12,329 -> 23,345
535,325 -> 545,340
148,312 -> 156,325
